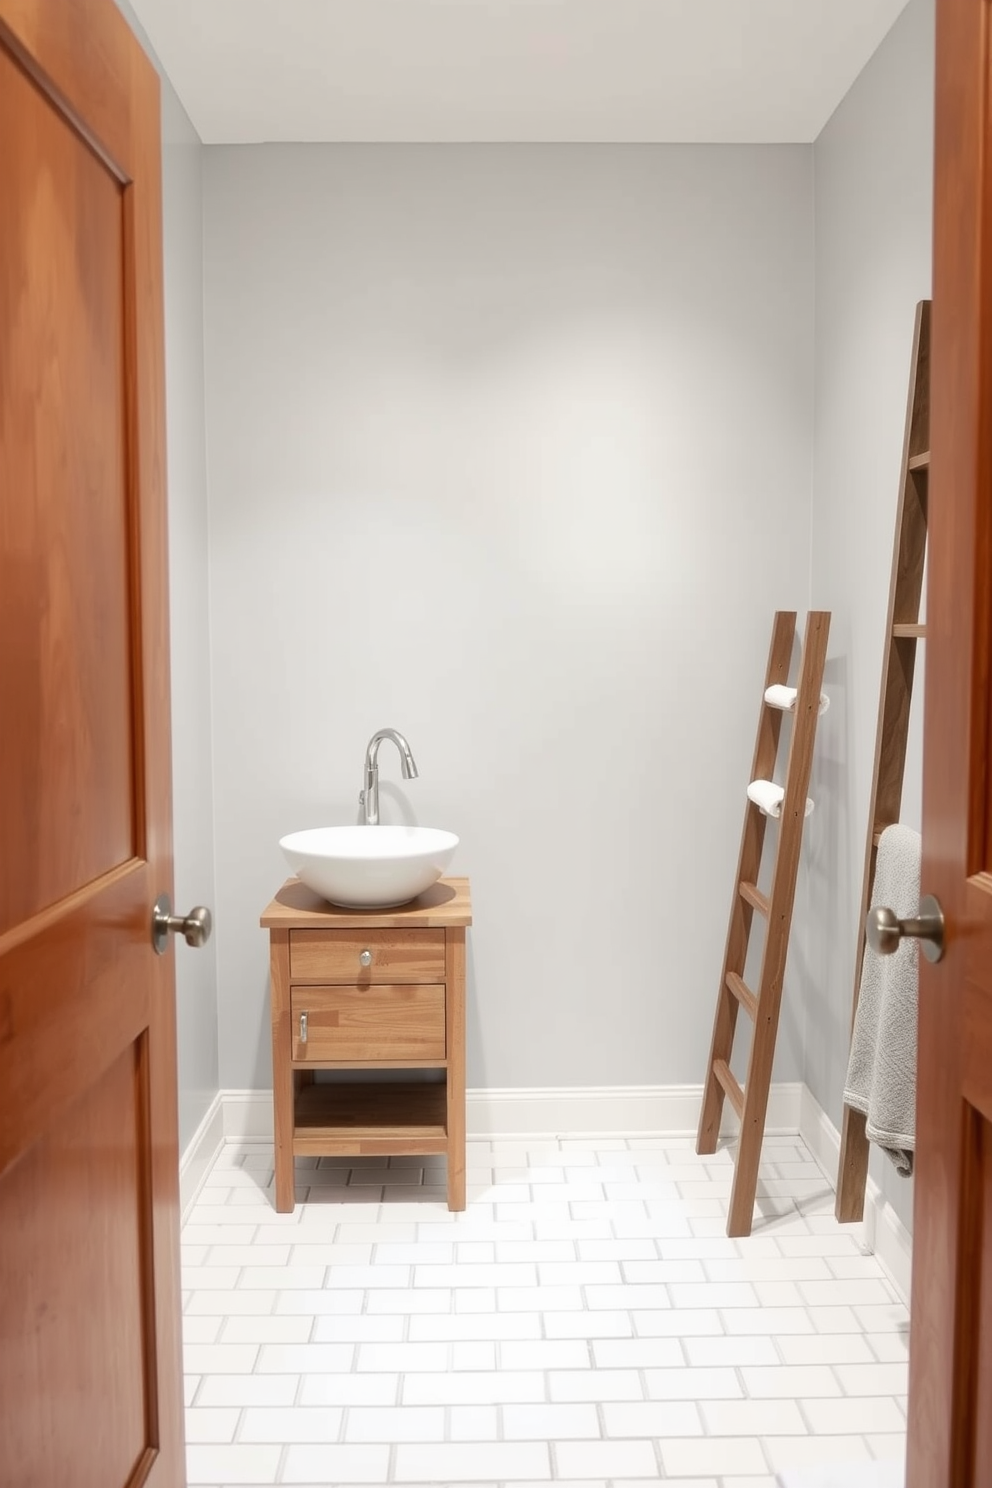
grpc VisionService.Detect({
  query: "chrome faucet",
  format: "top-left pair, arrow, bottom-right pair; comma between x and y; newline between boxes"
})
359,728 -> 419,825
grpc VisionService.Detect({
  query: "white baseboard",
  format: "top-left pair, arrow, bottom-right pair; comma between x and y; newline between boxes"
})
210,1081 -> 803,1144
179,1092 -> 225,1219
464,1082 -> 804,1138
798,1085 -> 913,1305
219,1088 -> 277,1141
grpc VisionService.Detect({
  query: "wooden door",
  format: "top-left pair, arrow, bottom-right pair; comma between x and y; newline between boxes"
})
908,0 -> 992,1483
0,0 -> 185,1484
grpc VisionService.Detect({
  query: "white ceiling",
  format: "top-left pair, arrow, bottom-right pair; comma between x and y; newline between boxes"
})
130,0 -> 912,146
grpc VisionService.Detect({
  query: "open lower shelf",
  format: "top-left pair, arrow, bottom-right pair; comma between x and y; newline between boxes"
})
292,1080 -> 449,1157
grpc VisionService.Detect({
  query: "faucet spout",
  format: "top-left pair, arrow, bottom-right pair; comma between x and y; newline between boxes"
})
361,728 -> 419,825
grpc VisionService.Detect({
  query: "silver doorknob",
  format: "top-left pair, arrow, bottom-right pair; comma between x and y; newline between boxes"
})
151,894 -> 213,956
866,893 -> 944,963
359,949 -> 373,967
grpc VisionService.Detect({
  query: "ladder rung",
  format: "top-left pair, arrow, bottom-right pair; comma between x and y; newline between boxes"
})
739,880 -> 769,917
892,622 -> 927,638
713,1059 -> 744,1118
726,972 -> 758,1020
908,450 -> 930,471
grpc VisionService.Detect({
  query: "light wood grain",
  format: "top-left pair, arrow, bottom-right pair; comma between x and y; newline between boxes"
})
892,622 -> 928,638
738,881 -> 769,918
261,876 -> 472,929
291,985 -> 446,1062
269,929 -> 295,1213
291,1058 -> 449,1070
290,928 -> 445,982
445,928 -> 467,1211
713,1059 -> 744,1119
835,302 -> 930,1226
726,972 -> 758,1021
292,1082 -> 448,1156
265,885 -> 470,1212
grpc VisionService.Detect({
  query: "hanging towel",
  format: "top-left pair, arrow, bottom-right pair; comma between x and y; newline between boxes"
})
747,779 -> 815,819
765,684 -> 830,715
843,823 -> 921,1175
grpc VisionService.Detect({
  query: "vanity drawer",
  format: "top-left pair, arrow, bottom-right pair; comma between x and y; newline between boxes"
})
289,928 -> 445,982
291,984 -> 446,1062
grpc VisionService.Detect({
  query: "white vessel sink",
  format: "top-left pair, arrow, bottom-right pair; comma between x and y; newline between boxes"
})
279,825 -> 459,909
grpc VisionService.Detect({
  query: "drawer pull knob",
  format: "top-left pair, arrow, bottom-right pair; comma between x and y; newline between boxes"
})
359,949 -> 373,967
299,1011 -> 308,1044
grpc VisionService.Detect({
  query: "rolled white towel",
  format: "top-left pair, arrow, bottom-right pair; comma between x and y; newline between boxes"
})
765,684 -> 830,715
747,778 -> 815,819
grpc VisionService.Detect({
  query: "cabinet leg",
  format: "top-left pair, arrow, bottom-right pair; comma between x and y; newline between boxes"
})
269,928 -> 296,1213
446,928 -> 466,1211
447,1153 -> 466,1211
447,1093 -> 466,1212
274,1148 -> 295,1213
273,1065 -> 296,1213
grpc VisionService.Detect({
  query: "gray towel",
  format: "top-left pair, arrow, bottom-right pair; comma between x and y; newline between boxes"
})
843,823 -> 921,1175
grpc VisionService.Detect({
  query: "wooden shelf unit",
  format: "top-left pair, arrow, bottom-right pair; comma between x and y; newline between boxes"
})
835,301 -> 930,1223
697,609 -> 831,1237
261,876 -> 472,1212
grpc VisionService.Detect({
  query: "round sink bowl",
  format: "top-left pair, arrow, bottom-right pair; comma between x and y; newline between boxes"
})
279,825 -> 459,909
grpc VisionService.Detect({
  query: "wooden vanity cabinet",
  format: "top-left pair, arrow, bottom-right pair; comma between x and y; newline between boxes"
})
260,877 -> 472,1213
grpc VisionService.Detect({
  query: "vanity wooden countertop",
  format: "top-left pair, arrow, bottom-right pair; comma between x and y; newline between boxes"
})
260,876 -> 472,930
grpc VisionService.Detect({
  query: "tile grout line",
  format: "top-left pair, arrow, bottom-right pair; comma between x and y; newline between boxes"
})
181,1132 -> 907,1485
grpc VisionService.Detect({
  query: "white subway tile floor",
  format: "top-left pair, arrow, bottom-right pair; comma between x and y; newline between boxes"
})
181,1136 -> 908,1486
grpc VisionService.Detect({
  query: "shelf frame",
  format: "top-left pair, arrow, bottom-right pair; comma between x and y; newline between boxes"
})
263,878 -> 471,1214
835,301 -> 930,1223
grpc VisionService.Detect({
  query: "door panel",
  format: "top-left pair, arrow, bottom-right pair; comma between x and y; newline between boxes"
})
0,38 -> 135,937
968,1115 -> 992,1479
0,0 -> 184,1483
0,868 -> 152,1172
1,1047 -> 155,1488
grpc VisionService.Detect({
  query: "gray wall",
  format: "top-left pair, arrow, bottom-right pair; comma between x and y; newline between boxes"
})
162,87 -> 220,1149
118,0 -> 221,1149
807,0 -> 934,1227
201,144 -> 815,1093
118,0 -> 936,1189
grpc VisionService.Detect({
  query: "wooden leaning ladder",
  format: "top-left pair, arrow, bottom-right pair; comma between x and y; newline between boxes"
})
835,300 -> 931,1223
697,609 -> 831,1237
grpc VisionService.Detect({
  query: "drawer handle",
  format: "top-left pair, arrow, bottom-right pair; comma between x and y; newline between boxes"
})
359,949 -> 373,967
299,1011 -> 308,1044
